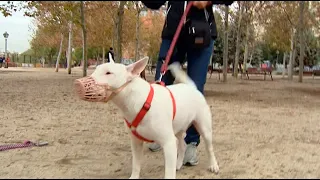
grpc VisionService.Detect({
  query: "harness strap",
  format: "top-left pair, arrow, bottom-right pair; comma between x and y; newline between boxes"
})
128,85 -> 154,130
168,89 -> 176,119
124,83 -> 176,142
125,120 -> 154,143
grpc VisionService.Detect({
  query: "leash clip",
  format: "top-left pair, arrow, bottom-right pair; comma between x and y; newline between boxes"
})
157,73 -> 164,82
156,72 -> 166,84
35,141 -> 49,147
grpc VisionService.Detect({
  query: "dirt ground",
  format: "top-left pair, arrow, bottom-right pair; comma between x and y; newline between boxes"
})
0,67 -> 319,179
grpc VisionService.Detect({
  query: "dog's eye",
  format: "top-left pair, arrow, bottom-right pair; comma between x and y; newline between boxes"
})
106,72 -> 112,75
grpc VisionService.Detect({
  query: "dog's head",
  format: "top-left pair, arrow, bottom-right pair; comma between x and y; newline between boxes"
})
91,54 -> 149,88
74,54 -> 149,102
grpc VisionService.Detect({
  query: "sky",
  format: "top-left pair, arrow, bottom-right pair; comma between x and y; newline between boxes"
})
0,7 -> 34,54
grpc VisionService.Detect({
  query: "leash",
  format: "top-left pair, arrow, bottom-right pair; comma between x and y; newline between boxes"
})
0,140 -> 48,152
158,1 -> 194,82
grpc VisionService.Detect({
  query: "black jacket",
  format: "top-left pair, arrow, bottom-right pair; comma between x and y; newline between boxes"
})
142,1 -> 233,40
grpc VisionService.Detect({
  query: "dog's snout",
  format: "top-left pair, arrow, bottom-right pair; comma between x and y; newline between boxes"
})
74,78 -> 87,100
74,76 -> 110,102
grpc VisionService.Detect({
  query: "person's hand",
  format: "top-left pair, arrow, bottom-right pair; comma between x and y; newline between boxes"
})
192,1 -> 210,9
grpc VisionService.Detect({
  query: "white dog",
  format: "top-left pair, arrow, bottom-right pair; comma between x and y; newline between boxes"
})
74,55 -> 219,179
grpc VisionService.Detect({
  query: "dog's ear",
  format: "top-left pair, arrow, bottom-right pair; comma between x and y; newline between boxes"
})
126,56 -> 149,77
109,53 -> 115,64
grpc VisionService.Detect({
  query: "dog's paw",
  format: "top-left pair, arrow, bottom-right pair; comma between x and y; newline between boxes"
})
208,164 -> 219,174
129,175 -> 139,179
129,174 -> 139,179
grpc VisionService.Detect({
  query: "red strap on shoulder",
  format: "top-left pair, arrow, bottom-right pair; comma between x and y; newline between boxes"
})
124,83 -> 176,143
131,86 -> 154,128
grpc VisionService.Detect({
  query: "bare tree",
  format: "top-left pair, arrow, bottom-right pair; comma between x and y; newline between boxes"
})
80,1 -> 87,77
282,52 -> 287,78
233,1 -> 244,78
223,5 -> 229,82
134,1 -> 145,61
298,1 -> 305,83
288,28 -> 297,80
115,1 -> 126,63
242,2 -> 253,73
55,33 -> 64,72
67,17 -> 73,74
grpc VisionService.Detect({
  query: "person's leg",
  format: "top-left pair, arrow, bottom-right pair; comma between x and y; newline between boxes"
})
149,38 -> 187,152
183,40 -> 214,166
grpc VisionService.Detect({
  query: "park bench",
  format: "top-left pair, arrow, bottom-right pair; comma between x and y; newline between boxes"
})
313,70 -> 320,79
302,71 -> 313,76
208,65 -> 233,80
7,62 -> 17,67
208,65 -> 222,79
243,67 -> 273,81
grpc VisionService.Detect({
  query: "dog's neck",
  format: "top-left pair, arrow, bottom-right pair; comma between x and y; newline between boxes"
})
111,77 -> 151,123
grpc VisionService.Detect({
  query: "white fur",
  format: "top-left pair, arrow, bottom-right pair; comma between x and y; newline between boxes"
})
90,57 -> 219,179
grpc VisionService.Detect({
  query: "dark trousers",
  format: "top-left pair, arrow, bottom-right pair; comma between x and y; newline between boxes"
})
154,39 -> 214,145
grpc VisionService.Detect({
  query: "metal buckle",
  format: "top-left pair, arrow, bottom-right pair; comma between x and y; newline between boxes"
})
156,71 -> 166,84
157,73 -> 164,82
35,141 -> 49,147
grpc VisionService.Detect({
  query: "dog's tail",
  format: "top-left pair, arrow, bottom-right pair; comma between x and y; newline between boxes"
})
168,62 -> 197,89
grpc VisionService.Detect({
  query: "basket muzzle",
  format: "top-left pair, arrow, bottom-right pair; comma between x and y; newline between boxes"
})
74,76 -> 112,102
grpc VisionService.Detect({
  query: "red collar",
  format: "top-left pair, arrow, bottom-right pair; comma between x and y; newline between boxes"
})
124,82 -> 176,142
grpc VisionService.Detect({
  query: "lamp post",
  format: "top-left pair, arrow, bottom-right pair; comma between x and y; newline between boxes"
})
3,32 -> 9,68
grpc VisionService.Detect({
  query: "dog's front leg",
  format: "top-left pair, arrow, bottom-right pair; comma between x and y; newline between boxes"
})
162,136 -> 177,179
129,134 -> 144,179
176,132 -> 186,171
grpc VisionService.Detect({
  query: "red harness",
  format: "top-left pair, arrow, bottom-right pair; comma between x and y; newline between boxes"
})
124,82 -> 176,142
123,2 -> 193,142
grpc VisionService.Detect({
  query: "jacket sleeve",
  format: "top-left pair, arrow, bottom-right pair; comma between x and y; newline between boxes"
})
141,1 -> 166,10
212,1 -> 234,6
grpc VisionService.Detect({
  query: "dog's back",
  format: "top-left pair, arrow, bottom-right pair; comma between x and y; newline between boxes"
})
154,62 -> 212,134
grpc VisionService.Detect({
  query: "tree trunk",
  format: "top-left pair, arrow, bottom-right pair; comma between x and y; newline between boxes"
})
116,1 -> 126,63
67,19 -> 73,75
282,52 -> 287,78
55,33 -> 64,72
298,1 -> 305,83
292,45 -> 297,69
42,57 -> 45,68
135,8 -> 141,61
317,41 -> 320,65
249,50 -> 253,64
80,1 -> 88,77
234,2 -> 243,78
112,22 -> 116,49
243,24 -> 250,72
288,28 -> 296,80
223,5 -> 229,82
102,46 -> 105,63
96,53 -> 99,66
